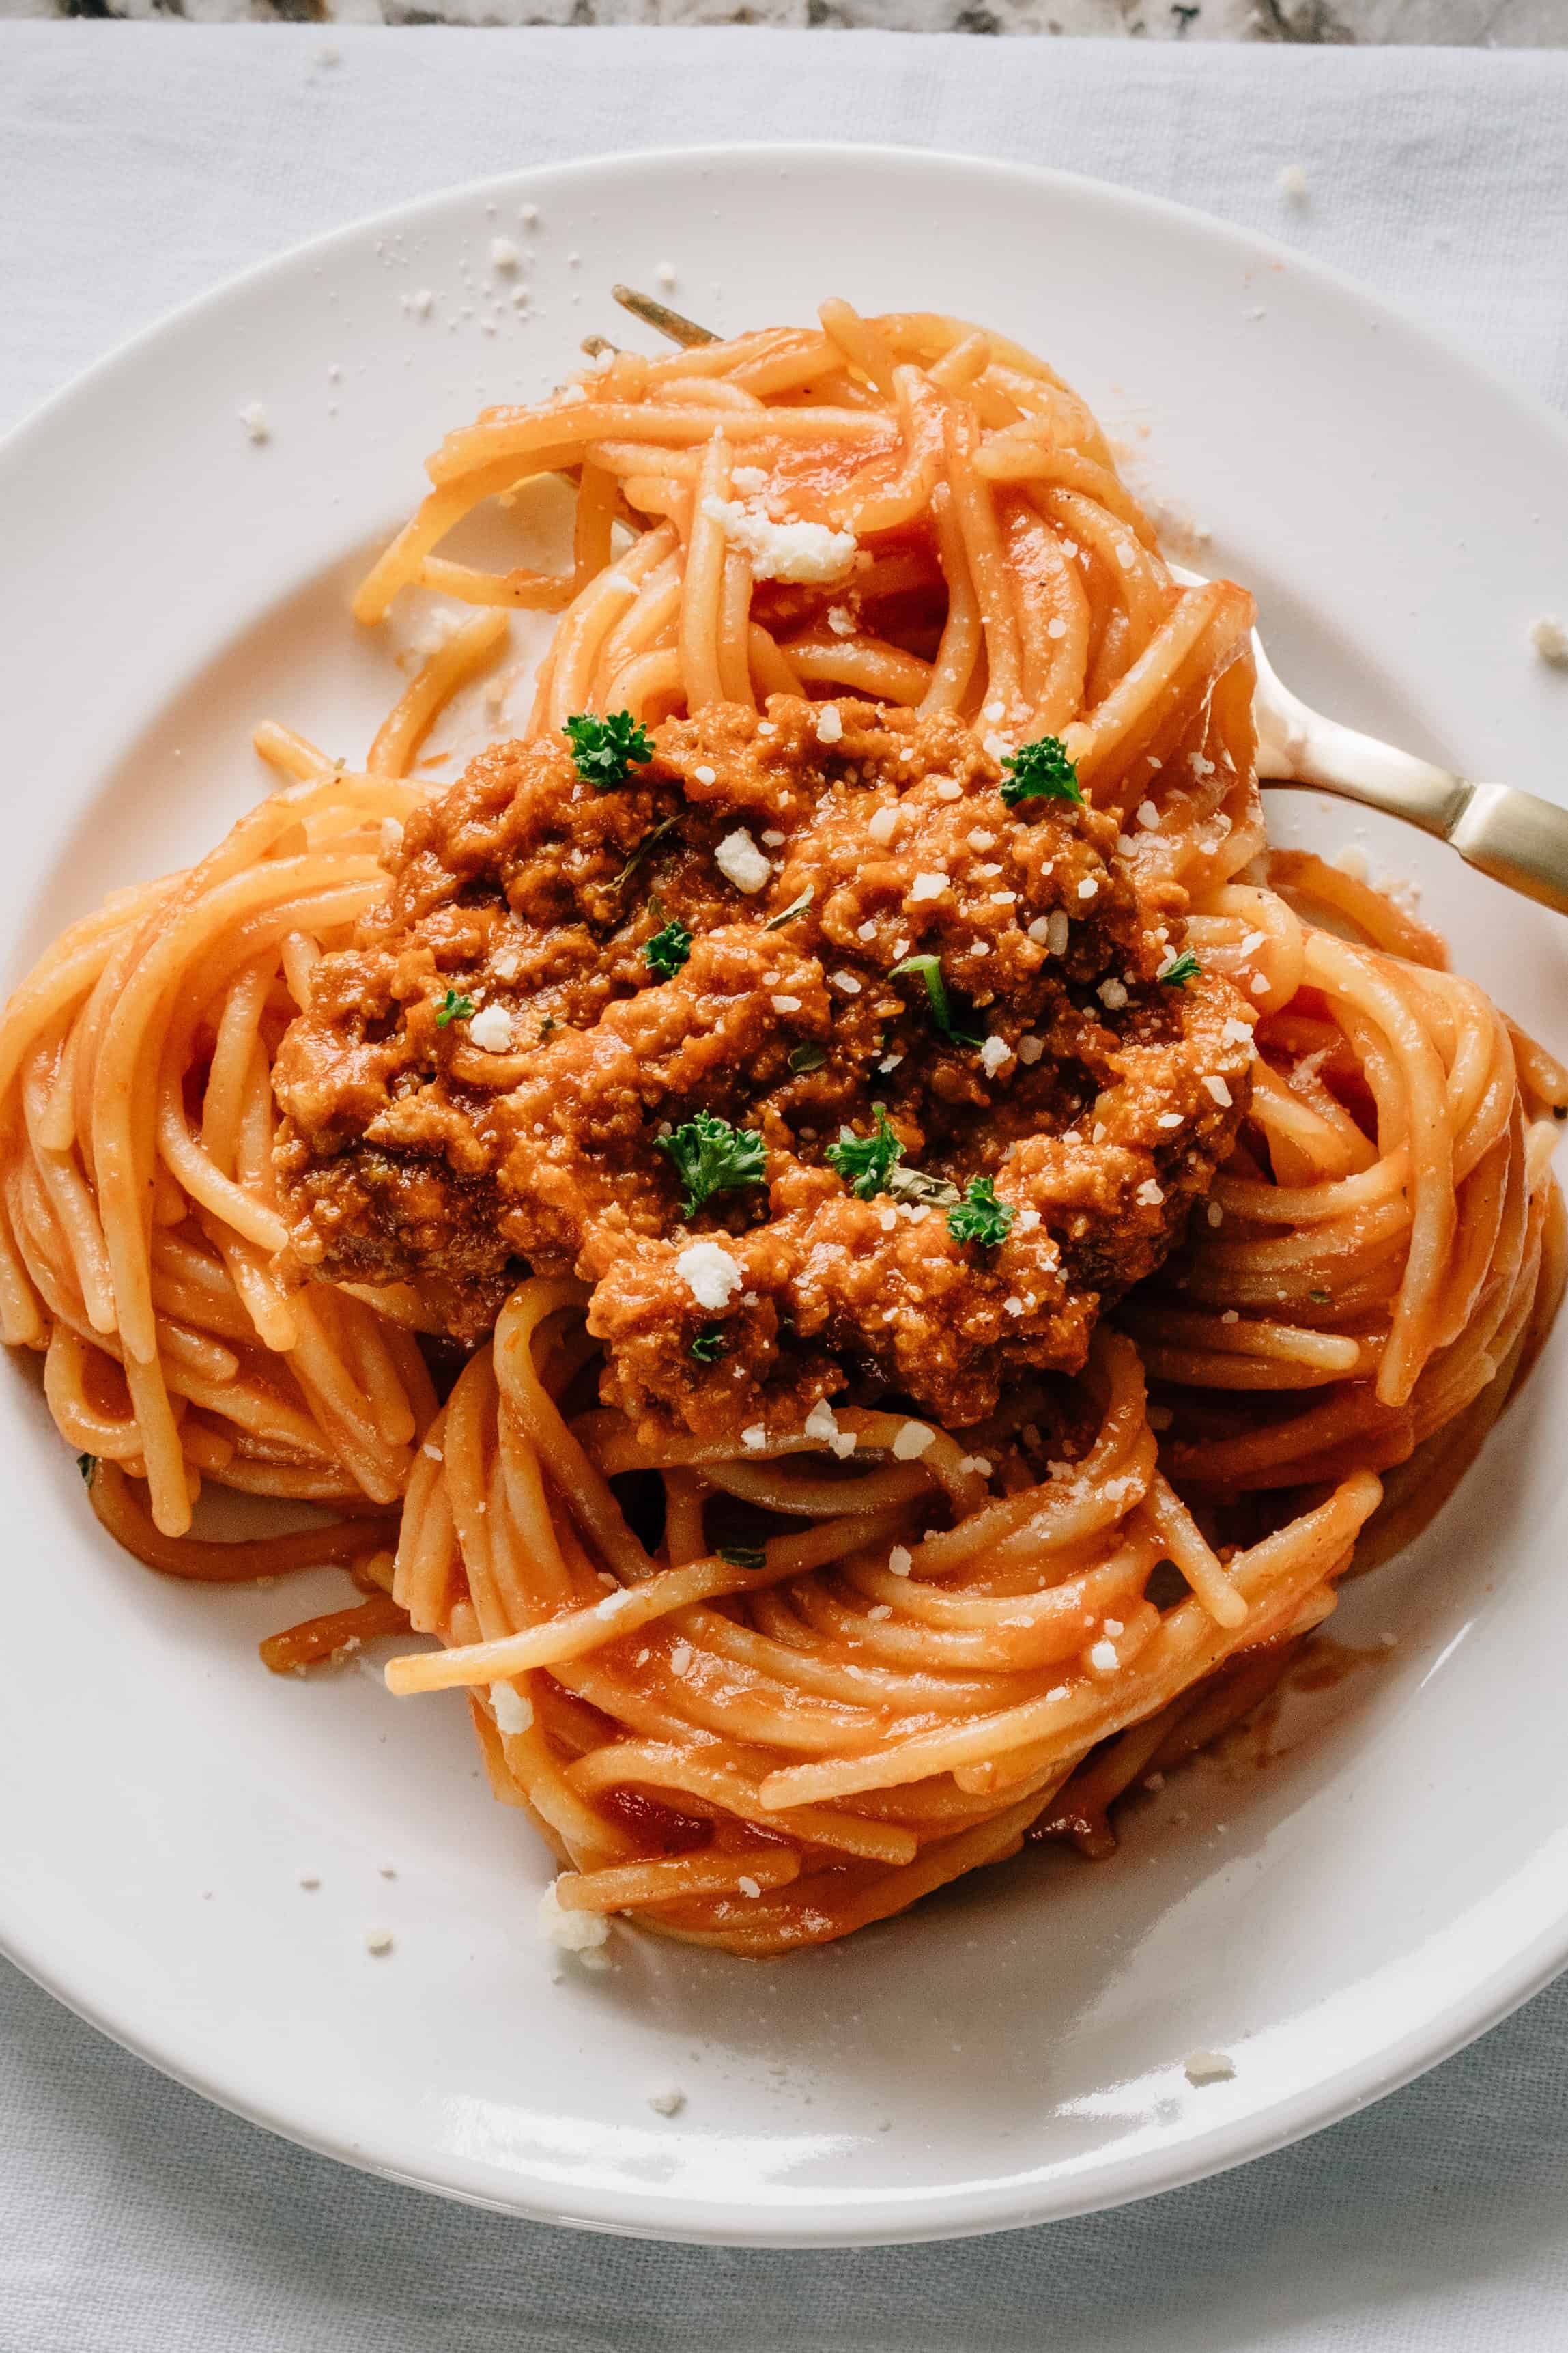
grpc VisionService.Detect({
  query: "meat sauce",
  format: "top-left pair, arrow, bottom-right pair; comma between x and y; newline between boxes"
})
274,696 -> 1253,1438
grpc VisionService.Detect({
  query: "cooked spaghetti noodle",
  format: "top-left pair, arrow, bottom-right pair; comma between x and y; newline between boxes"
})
2,302 -> 1562,1957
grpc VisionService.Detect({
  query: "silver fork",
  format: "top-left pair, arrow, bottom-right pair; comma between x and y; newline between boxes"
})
605,287 -> 1568,918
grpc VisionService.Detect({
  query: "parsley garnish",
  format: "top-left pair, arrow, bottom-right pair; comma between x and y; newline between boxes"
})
825,1105 -> 904,1200
563,709 -> 655,792
435,989 -> 475,1028
718,1545 -> 767,1570
1000,735 -> 1084,810
658,1112 -> 767,1218
1158,950 -> 1202,987
764,886 -> 814,932
690,1325 -> 728,1362
76,1453 -> 96,1486
645,919 -> 693,979
946,1178 -> 1014,1249
890,953 -> 983,1047
788,1041 -> 827,1075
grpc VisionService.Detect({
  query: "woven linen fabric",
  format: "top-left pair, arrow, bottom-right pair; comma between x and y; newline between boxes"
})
3,25 -> 1568,2351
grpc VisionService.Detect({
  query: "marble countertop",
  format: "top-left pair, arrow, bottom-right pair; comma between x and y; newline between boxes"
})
3,0 -> 1564,42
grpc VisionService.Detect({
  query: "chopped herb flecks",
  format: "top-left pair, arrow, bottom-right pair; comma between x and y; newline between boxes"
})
645,919 -> 694,979
435,989 -> 476,1028
1308,1288 -> 1331,1304
788,1041 -> 827,1075
659,1112 -> 767,1219
764,886 -> 814,932
1000,735 -> 1084,810
947,1178 -> 1015,1249
689,1325 -> 728,1363
825,1105 -> 904,1200
76,1453 -> 96,1486
1158,950 -> 1202,987
890,953 -> 983,1047
718,1545 -> 767,1570
563,709 -> 655,792
610,813 -> 681,893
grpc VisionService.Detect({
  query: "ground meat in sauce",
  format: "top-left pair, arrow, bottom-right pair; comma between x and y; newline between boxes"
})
272,696 -> 1254,1437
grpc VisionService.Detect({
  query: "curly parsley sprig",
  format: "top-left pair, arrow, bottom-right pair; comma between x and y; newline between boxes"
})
1000,735 -> 1084,810
825,1105 -> 904,1200
659,1112 -> 767,1219
563,709 -> 655,792
435,989 -> 476,1028
946,1178 -> 1014,1249
644,919 -> 693,979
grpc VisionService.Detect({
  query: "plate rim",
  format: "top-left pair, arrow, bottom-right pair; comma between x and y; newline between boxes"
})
4,137 -> 1568,2249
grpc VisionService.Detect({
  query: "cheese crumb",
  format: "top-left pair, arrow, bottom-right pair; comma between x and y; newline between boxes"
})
1203,1074 -> 1234,1108
715,828 -> 771,894
804,1398 -> 857,1459
1046,910 -> 1070,956
539,1884 -> 610,1953
815,703 -> 844,745
979,1035 -> 1011,1078
404,288 -> 435,318
867,804 -> 899,845
1089,1639 -> 1120,1672
655,260 -> 679,290
1136,1179 -> 1165,1207
831,971 -> 861,996
887,1545 -> 914,1577
1077,877 -> 1098,901
491,1680 -> 533,1735
892,1421 -> 935,1461
238,401 -> 270,444
466,1002 -> 514,1053
1003,1295 -> 1025,1318
670,1641 -> 694,1678
910,871 -> 948,902
737,1876 -> 762,1899
693,763 -> 717,786
741,1424 -> 766,1451
489,236 -> 520,271
1531,615 -> 1568,666
1017,1034 -> 1044,1066
648,2085 -> 685,2115
771,994 -> 801,1013
700,495 -> 856,585
731,466 -> 767,494
1097,978 -> 1129,1011
675,1241 -> 743,1311
1184,2048 -> 1236,2085
958,1455 -> 993,1478
1137,800 -> 1161,830
1277,163 -> 1310,200
365,1928 -> 395,1956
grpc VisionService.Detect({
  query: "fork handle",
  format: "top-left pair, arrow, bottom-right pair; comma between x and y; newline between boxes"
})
1255,665 -> 1568,917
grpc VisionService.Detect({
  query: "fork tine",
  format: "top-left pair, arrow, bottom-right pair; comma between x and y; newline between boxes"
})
612,285 -> 719,348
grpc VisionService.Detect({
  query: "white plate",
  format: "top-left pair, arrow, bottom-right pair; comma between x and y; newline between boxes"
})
3,144 -> 1568,2250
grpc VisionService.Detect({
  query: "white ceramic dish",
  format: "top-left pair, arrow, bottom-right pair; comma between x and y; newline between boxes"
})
2,145 -> 1568,2249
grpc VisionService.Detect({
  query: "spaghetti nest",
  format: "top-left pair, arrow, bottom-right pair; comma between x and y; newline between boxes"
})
1,302 -> 1562,1958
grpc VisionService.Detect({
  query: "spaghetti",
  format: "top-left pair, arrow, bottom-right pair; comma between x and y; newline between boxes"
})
1,302 -> 1562,1958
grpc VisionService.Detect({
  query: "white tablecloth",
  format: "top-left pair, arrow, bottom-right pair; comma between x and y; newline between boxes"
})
5,25 -> 1568,2350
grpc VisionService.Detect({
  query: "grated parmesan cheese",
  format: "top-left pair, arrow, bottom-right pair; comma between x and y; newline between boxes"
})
675,1241 -> 743,1311
539,1883 -> 610,1954
867,804 -> 900,845
700,494 -> 857,585
979,1035 -> 1012,1078
1531,615 -> 1568,666
491,1680 -> 533,1735
466,1002 -> 514,1053
1184,2049 -> 1236,2085
715,828 -> 771,894
892,1421 -> 935,1461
